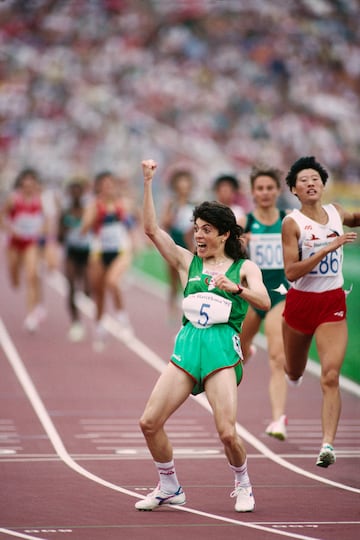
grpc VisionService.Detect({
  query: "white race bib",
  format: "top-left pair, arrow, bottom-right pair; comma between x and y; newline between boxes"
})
303,241 -> 342,278
67,227 -> 92,249
99,222 -> 129,252
249,233 -> 283,270
13,214 -> 44,238
183,292 -> 232,328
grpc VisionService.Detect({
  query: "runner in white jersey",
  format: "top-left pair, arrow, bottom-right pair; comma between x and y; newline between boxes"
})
281,156 -> 359,468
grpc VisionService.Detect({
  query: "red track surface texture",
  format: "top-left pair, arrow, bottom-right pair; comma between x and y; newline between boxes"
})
0,261 -> 359,540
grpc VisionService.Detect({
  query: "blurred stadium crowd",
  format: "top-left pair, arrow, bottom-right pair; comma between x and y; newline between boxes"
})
0,0 -> 359,201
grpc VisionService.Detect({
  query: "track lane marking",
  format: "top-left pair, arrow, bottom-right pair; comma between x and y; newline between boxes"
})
0,268 -> 358,540
0,528 -> 48,540
0,321 -> 335,540
47,270 -> 360,494
48,272 -> 360,494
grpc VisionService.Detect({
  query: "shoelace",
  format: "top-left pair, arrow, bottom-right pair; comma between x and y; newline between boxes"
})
230,485 -> 251,498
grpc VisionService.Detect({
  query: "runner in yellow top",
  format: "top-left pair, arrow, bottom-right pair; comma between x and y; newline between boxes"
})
135,159 -> 270,513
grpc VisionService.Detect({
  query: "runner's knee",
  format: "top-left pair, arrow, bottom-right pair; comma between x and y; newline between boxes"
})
217,424 -> 238,449
139,414 -> 162,436
105,276 -> 119,292
321,368 -> 340,390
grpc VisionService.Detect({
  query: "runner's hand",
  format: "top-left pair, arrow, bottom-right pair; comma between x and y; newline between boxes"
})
142,160 -> 157,182
327,231 -> 357,252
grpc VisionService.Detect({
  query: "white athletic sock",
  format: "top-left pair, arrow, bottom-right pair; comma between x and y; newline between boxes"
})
229,459 -> 251,488
155,460 -> 180,493
116,310 -> 129,324
285,373 -> 303,387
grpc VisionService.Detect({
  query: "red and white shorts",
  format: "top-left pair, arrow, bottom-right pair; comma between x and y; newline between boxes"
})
283,287 -> 346,335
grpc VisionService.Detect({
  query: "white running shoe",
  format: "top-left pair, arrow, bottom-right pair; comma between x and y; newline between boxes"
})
92,322 -> 107,352
135,484 -> 186,511
24,312 -> 39,333
230,484 -> 255,512
265,414 -> 288,441
115,311 -> 134,339
316,443 -> 336,468
68,322 -> 85,342
23,305 -> 47,333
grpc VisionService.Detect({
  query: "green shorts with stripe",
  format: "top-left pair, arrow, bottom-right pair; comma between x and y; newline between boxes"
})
171,323 -> 243,396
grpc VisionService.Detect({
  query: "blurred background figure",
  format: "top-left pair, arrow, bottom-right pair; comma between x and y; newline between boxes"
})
161,168 -> 196,321
58,177 -> 93,342
81,171 -> 134,351
40,181 -> 62,273
239,165 -> 290,440
0,168 -> 47,332
0,1 -> 359,202
213,174 -> 248,224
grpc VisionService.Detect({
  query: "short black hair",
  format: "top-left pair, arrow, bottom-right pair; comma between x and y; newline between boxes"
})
285,156 -> 328,190
213,174 -> 239,191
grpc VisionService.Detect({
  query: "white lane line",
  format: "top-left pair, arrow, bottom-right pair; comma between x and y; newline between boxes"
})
0,318 -> 136,502
94,302 -> 360,493
194,393 -> 360,494
48,270 -> 360,494
0,325 -> 331,538
0,529 -> 47,540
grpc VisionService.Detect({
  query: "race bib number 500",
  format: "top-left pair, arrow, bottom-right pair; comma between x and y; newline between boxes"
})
249,234 -> 283,270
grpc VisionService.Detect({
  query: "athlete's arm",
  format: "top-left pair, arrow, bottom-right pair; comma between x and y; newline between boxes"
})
142,160 -> 193,284
0,194 -> 15,235
80,200 -> 97,235
213,260 -> 270,312
239,260 -> 270,311
282,215 -> 357,282
333,202 -> 360,228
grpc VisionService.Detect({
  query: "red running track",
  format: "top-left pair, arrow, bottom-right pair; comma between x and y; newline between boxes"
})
0,260 -> 359,540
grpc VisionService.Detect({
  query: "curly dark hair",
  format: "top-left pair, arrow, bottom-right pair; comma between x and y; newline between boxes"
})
192,201 -> 247,260
285,156 -> 328,190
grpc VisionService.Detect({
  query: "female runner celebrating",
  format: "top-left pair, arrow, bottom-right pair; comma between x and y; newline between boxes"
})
135,159 -> 270,513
